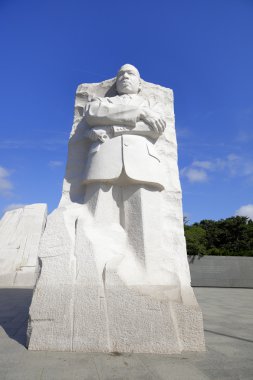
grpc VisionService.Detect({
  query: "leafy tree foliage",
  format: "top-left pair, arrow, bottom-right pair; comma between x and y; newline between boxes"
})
184,225 -> 207,256
184,216 -> 253,256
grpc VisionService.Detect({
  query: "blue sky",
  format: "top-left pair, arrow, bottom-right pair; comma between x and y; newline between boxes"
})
0,0 -> 253,223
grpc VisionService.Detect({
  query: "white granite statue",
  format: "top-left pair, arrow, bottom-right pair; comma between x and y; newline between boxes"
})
28,64 -> 205,353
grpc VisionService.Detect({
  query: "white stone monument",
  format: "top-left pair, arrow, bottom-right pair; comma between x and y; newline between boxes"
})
27,65 -> 205,353
0,204 -> 47,286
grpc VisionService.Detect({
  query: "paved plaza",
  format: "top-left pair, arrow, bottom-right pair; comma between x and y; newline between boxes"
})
0,287 -> 252,380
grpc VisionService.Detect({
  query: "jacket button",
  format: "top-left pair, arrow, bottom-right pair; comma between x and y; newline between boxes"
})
124,143 -> 128,146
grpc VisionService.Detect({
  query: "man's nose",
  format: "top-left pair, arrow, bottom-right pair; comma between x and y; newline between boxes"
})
123,72 -> 129,79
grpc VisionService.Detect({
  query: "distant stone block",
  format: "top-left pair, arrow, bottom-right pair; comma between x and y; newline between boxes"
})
0,204 -> 47,286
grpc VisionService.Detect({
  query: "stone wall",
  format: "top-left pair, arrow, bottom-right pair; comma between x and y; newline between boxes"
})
189,256 -> 253,288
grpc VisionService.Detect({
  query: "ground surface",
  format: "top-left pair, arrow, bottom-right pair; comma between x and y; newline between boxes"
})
0,287 -> 252,380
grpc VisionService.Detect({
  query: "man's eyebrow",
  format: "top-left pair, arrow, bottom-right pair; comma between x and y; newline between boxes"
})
118,70 -> 138,75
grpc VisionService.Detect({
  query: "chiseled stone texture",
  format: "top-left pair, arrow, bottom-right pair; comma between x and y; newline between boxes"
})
0,204 -> 47,286
28,75 -> 205,353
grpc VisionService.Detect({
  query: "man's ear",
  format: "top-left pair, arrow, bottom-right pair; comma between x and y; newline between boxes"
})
138,80 -> 142,93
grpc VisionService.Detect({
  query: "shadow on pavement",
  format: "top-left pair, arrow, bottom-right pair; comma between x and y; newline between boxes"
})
0,288 -> 33,347
205,328 -> 253,343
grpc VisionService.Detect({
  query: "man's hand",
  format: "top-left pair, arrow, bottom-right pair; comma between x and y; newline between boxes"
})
88,128 -> 112,143
139,109 -> 166,134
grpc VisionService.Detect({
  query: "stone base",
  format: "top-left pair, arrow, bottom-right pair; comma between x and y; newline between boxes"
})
28,272 -> 205,353
27,206 -> 205,353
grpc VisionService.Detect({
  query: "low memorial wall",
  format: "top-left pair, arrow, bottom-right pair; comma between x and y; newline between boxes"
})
189,256 -> 253,288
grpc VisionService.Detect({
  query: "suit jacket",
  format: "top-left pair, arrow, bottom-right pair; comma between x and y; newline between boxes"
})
83,94 -> 165,190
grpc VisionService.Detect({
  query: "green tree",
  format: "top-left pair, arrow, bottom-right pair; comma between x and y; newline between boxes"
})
184,216 -> 253,257
184,225 -> 207,256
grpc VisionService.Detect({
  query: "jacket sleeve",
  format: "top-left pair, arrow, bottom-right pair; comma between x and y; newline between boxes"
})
112,122 -> 160,140
84,98 -> 140,128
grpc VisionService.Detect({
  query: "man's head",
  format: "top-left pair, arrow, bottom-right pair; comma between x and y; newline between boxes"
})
116,64 -> 141,95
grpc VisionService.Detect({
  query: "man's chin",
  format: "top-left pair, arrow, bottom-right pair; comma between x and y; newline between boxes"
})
118,88 -> 138,95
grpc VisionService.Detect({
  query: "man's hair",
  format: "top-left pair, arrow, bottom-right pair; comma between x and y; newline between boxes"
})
117,64 -> 140,78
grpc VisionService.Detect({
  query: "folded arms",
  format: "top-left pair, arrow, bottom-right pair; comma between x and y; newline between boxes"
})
83,97 -> 166,142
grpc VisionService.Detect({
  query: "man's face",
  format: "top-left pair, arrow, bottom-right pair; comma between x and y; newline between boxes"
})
116,68 -> 140,95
